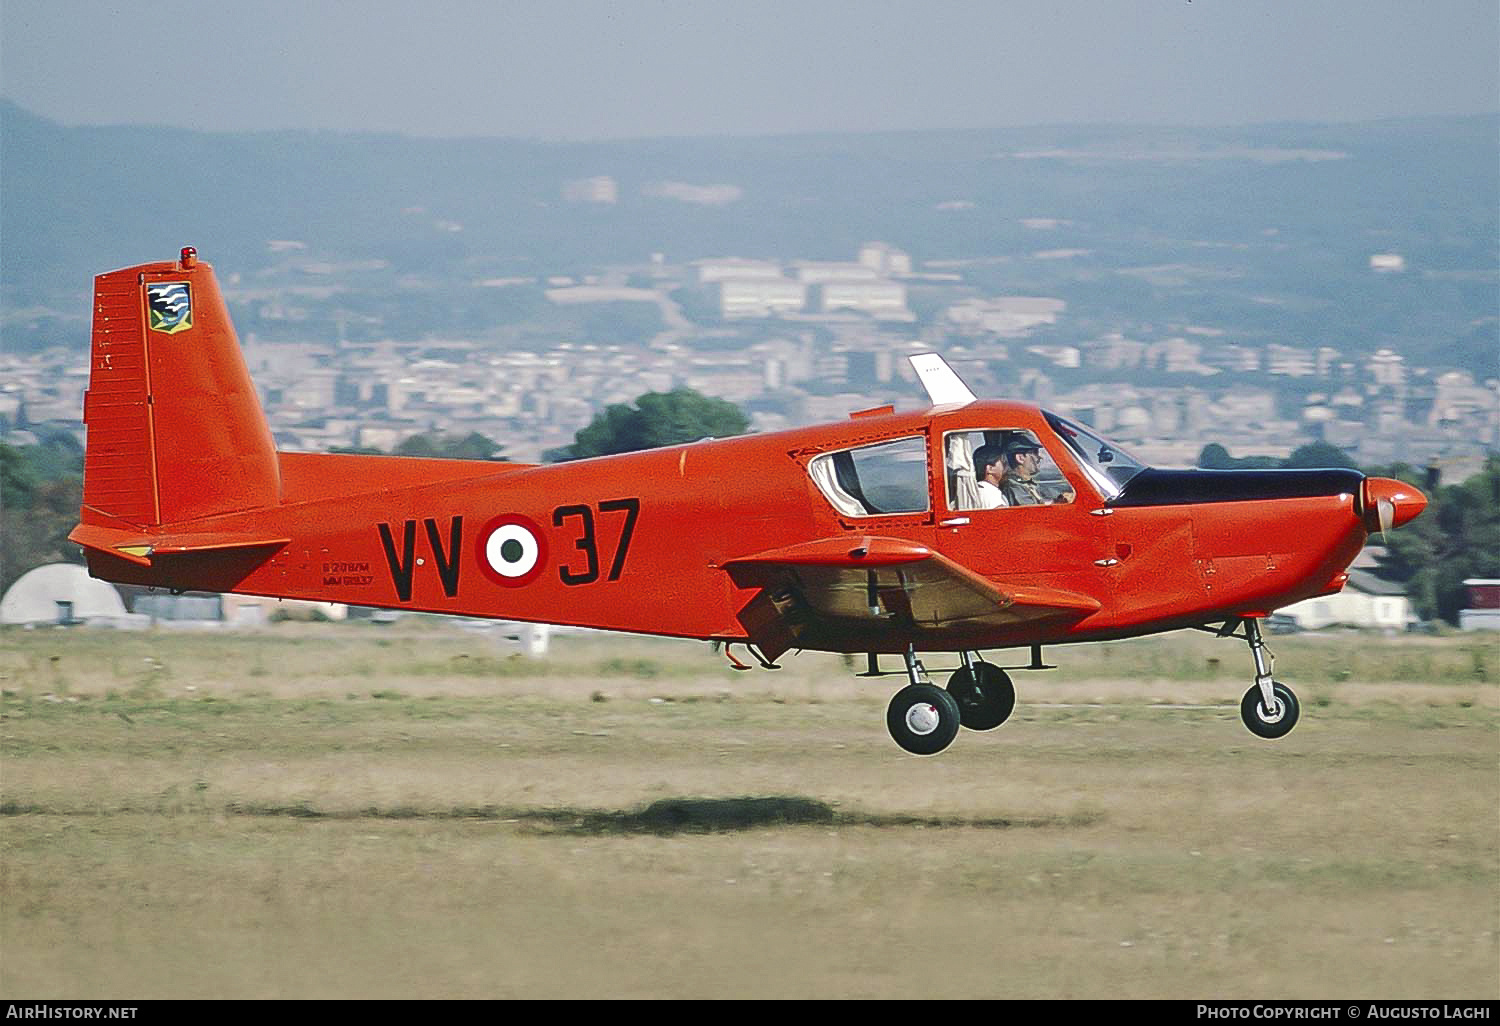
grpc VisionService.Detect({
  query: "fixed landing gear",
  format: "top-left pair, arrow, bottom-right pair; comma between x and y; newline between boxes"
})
946,654 -> 1015,731
884,648 -> 1019,754
1237,617 -> 1300,740
885,648 -> 961,756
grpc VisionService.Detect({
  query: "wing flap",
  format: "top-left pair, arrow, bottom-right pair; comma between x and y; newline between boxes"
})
725,536 -> 1101,657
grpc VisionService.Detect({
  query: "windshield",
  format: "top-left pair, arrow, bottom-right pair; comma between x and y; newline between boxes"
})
1043,411 -> 1149,501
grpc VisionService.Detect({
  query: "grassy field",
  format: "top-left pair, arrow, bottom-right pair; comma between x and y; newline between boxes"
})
2,623 -> 1496,998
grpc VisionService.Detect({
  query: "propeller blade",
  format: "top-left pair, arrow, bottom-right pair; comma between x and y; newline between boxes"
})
1377,496 -> 1395,543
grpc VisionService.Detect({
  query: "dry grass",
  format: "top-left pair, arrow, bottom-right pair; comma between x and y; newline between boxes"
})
1,624 -> 1496,998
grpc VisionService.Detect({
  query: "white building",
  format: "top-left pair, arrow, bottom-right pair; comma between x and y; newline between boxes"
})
0,563 -> 136,627
1370,349 -> 1406,388
857,242 -> 913,276
946,297 -> 1066,337
1265,344 -> 1316,378
819,281 -> 912,320
696,259 -> 784,284
1279,569 -> 1414,631
1459,580 -> 1500,631
221,594 -> 347,623
719,279 -> 807,319
793,261 -> 880,285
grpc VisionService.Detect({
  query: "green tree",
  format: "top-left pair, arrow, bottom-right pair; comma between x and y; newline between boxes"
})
1196,443 -> 1233,469
393,431 -> 506,461
1373,455 -> 1500,623
1198,440 -> 1357,471
1195,444 -> 1278,470
1283,441 -> 1357,470
560,388 -> 749,460
1,440 -> 85,594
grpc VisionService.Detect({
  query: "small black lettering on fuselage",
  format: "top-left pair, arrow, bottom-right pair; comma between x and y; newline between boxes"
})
320,560 -> 373,586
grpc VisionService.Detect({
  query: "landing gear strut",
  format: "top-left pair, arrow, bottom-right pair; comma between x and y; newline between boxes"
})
1238,618 -> 1300,739
885,646 -> 961,756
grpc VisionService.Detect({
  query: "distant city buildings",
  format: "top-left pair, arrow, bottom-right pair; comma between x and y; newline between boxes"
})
698,246 -> 914,322
4,230 -> 1495,478
946,297 -> 1065,337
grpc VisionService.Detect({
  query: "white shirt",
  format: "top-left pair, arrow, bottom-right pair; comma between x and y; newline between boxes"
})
977,480 -> 1009,509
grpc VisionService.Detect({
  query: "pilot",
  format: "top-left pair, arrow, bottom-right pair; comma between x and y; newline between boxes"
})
972,444 -> 1009,509
1000,436 -> 1073,506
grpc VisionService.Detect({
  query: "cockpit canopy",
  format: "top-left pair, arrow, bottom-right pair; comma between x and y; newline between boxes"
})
804,409 -> 1150,518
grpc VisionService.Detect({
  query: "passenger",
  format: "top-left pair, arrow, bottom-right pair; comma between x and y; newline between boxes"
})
972,444 -> 1009,509
1000,436 -> 1073,505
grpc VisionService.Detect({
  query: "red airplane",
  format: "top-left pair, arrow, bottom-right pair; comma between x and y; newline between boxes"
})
71,249 -> 1428,755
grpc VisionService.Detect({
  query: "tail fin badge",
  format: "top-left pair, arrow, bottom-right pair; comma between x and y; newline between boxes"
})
146,282 -> 193,334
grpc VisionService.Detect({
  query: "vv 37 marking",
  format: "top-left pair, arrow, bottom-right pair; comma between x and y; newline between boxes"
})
376,498 -> 641,601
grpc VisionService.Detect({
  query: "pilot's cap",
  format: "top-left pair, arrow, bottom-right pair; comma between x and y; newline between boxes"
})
1003,435 -> 1042,456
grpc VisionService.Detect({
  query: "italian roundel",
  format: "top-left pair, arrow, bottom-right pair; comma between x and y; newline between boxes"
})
476,514 -> 547,587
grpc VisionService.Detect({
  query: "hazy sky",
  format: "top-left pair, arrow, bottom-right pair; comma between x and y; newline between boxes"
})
3,1 -> 1496,140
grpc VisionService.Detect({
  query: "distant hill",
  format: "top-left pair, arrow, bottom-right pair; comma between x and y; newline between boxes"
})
2,100 -> 1495,375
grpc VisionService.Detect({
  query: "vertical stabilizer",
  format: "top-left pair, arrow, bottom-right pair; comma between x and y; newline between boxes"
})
83,248 -> 280,526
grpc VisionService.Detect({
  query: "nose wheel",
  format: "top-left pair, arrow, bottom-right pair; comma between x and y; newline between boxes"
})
1241,680 -> 1300,739
1238,618 -> 1300,739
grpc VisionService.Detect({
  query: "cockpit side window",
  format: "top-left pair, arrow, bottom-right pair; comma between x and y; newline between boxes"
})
808,436 -> 929,516
944,429 -> 1076,510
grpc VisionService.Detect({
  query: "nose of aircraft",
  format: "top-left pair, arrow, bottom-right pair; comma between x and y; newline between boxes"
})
1363,477 -> 1429,535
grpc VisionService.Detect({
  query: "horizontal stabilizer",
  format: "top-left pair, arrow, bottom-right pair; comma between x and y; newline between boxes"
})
69,522 -> 289,567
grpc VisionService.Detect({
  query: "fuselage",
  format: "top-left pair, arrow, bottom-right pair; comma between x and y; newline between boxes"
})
84,399 -> 1399,653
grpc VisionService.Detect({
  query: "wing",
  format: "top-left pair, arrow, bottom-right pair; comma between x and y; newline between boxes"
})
723,536 -> 1100,660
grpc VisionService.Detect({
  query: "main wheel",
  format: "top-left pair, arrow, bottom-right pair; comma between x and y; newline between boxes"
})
886,683 -> 962,756
1240,681 -> 1300,739
947,662 -> 1016,731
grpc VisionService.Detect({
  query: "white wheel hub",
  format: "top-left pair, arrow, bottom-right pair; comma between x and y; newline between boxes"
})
905,702 -> 940,736
1258,698 -> 1286,724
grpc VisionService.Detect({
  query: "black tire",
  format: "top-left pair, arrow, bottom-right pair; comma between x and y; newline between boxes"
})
1240,681 -> 1300,739
947,662 -> 1016,731
886,683 -> 962,756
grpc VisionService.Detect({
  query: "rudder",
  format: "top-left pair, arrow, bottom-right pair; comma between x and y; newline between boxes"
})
83,247 -> 280,527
